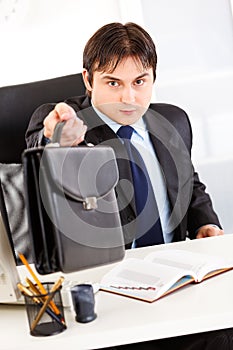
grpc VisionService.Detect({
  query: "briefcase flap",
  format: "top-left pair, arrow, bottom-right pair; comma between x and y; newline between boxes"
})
41,145 -> 119,204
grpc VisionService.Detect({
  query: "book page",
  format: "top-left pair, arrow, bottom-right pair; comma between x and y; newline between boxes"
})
145,249 -> 233,282
100,258 -> 194,302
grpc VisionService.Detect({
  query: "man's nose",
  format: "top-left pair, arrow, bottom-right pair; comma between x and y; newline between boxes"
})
120,86 -> 136,104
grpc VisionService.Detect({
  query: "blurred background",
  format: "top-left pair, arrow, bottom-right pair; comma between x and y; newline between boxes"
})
1,0 -> 233,233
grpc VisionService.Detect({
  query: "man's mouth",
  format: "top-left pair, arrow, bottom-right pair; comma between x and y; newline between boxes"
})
119,109 -> 136,115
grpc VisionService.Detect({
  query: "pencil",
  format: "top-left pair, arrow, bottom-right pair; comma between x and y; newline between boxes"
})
18,253 -> 47,293
18,252 -> 61,316
26,277 -> 57,314
26,277 -> 44,297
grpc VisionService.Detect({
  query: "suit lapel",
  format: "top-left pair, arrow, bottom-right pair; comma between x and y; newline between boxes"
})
144,108 -> 193,237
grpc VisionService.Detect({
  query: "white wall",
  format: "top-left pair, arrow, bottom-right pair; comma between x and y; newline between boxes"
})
0,0 -> 122,86
0,0 -> 146,86
142,0 -> 233,162
1,0 -> 232,232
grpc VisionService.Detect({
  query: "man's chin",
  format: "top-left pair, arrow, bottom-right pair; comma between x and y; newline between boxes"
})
110,114 -> 142,125
118,117 -> 141,125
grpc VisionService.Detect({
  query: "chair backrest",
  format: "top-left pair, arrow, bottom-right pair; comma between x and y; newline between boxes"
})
0,164 -> 31,264
0,73 -> 86,163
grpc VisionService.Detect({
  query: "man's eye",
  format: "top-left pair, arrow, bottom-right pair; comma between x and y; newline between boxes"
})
135,79 -> 144,86
108,81 -> 119,87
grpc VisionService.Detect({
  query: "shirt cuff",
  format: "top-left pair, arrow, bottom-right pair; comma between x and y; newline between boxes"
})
39,128 -> 51,146
196,224 -> 220,234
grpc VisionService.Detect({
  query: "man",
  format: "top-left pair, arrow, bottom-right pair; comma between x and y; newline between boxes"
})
26,22 -> 223,246
25,22 -> 232,349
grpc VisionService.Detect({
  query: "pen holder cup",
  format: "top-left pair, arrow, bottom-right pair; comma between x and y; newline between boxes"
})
22,282 -> 66,337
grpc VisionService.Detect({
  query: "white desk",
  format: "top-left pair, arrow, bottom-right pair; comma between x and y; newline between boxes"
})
1,234 -> 233,350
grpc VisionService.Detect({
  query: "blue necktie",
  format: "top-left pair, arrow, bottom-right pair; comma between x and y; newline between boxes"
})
117,125 -> 164,247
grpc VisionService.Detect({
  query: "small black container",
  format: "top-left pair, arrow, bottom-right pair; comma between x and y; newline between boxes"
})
71,284 -> 97,323
23,282 -> 66,337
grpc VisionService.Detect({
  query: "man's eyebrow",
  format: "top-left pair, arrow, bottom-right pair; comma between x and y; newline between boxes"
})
101,75 -> 121,81
101,73 -> 150,81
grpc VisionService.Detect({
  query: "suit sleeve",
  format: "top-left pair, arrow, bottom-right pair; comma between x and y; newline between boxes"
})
187,170 -> 221,238
175,107 -> 221,238
25,103 -> 56,148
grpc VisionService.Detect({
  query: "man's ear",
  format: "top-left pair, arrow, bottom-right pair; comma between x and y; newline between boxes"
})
82,69 -> 92,93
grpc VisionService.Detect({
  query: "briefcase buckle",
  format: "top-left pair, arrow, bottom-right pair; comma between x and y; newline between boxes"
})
83,197 -> 97,210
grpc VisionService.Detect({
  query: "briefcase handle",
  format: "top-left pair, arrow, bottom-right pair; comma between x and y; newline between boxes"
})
51,121 -> 90,147
51,121 -> 66,144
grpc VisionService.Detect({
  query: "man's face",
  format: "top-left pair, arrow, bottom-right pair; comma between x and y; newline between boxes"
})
83,57 -> 154,125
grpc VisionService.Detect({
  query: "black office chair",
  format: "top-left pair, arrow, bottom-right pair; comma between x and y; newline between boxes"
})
0,73 -> 86,263
0,73 -> 86,163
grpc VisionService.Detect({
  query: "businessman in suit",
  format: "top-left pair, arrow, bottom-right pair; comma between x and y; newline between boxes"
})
26,22 -> 222,246
26,22 -> 232,349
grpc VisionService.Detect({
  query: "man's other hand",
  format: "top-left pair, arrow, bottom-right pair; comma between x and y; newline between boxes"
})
196,224 -> 224,238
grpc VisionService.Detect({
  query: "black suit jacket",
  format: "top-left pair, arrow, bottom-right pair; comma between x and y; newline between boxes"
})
25,95 -> 221,247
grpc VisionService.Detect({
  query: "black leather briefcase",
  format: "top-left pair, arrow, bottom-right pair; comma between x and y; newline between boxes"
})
22,142 -> 125,274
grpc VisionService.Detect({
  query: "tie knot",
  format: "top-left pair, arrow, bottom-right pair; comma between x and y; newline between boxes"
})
117,125 -> 134,140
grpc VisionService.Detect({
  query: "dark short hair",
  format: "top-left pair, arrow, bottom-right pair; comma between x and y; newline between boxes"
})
83,22 -> 157,85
